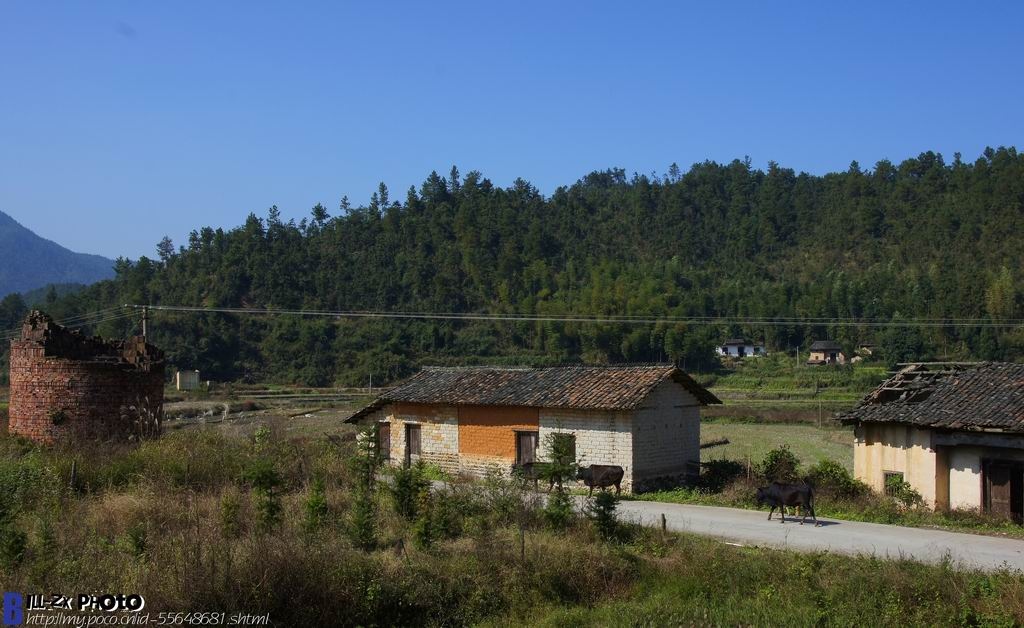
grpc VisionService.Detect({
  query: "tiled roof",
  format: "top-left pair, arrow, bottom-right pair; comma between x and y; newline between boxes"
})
347,364 -> 720,422
810,340 -> 842,352
838,362 -> 1024,432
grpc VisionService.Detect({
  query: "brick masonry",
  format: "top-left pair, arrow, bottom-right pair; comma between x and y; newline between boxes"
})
8,311 -> 165,443
370,379 -> 702,492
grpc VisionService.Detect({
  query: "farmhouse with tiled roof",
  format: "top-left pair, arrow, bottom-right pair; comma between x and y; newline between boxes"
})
348,364 -> 720,492
839,362 -> 1024,521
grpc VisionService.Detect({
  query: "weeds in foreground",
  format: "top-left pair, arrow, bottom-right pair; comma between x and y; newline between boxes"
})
0,429 -> 1022,626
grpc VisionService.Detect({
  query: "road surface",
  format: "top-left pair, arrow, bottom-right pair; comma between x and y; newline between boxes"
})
611,499 -> 1024,572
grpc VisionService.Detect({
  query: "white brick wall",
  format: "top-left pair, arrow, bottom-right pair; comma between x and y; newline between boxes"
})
631,380 -> 701,489
539,408 -> 635,490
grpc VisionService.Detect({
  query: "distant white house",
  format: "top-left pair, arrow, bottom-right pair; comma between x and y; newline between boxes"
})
716,339 -> 766,358
175,370 -> 201,391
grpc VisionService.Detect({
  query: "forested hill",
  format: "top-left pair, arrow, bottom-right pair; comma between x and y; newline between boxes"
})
7,148 -> 1024,387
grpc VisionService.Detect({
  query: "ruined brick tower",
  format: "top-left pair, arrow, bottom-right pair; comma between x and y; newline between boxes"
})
8,310 -> 165,443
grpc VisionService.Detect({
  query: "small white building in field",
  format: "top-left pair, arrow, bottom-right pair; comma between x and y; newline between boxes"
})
347,365 -> 721,492
840,363 -> 1024,522
716,339 -> 766,358
175,370 -> 201,391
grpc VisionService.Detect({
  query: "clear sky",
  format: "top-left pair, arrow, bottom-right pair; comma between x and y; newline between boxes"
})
1,2 -> 1022,259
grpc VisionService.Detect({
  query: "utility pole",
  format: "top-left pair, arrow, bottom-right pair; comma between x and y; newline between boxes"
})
141,307 -> 149,339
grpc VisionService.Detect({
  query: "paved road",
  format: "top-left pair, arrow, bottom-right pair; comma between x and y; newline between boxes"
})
610,499 -> 1024,572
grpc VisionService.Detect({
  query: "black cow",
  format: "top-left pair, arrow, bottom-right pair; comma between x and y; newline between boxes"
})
577,464 -> 624,496
755,482 -> 818,526
511,462 -> 554,491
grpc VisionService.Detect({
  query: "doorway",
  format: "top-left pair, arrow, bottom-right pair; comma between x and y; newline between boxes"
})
515,430 -> 539,465
405,424 -> 421,466
983,459 -> 1024,523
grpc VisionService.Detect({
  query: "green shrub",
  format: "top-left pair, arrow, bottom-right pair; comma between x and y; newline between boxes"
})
413,490 -> 435,550
587,491 -> 620,541
303,477 -> 330,533
348,484 -> 377,551
219,490 -> 242,538
543,487 -> 575,530
806,459 -> 868,498
390,461 -> 429,521
885,475 -> 924,508
243,457 -> 283,531
699,459 -> 745,492
757,446 -> 801,483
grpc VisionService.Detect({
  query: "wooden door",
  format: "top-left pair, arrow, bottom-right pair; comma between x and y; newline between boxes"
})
516,431 -> 538,465
405,424 -> 421,466
377,422 -> 390,461
985,460 -> 1023,523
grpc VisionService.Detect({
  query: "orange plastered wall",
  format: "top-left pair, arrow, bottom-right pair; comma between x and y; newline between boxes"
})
457,405 -> 539,459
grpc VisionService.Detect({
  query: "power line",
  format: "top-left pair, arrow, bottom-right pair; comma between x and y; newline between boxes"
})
124,304 -> 1022,328
0,309 -> 136,341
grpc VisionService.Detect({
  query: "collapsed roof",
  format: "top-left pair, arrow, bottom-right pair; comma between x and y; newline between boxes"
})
838,362 -> 1024,433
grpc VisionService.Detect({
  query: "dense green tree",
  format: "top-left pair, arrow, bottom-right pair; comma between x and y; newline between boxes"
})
5,147 -> 1021,385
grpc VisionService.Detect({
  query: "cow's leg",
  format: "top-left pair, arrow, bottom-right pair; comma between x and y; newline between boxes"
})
800,503 -> 807,525
767,505 -> 774,520
588,485 -> 594,497
779,505 -> 785,523
614,481 -> 621,495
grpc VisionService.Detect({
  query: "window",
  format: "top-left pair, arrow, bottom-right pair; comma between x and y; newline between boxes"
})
550,432 -> 576,466
515,431 -> 539,465
883,471 -> 904,497
377,422 -> 391,461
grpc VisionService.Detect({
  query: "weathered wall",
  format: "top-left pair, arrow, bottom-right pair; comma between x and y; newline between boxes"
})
853,423 -> 1024,511
946,444 -> 1024,511
853,422 -> 938,506
9,338 -> 164,443
376,403 -> 460,472
539,408 -> 634,490
457,405 -> 539,476
630,380 -> 701,490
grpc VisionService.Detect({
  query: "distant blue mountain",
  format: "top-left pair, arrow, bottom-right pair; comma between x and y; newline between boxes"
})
0,210 -> 114,297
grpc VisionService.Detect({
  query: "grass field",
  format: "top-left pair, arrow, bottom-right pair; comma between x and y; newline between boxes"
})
701,421 -> 854,472
1,428 -> 1022,626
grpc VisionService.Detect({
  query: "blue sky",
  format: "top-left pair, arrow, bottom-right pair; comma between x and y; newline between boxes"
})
1,2 -> 1022,259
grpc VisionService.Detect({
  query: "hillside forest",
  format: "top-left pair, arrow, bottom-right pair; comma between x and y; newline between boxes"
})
2,148 -> 1022,386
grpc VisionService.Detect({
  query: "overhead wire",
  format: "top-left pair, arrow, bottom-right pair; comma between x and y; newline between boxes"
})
123,304 -> 1023,328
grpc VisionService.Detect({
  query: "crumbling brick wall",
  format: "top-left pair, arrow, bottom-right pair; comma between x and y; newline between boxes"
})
8,311 -> 164,443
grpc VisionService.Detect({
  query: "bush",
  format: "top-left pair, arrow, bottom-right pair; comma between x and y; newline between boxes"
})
806,459 -> 868,499
303,477 -> 330,533
242,457 -> 283,531
587,491 -> 620,541
348,484 -> 377,551
757,446 -> 801,483
219,489 -> 242,538
699,459 -> 745,493
543,487 -> 575,530
885,475 -> 924,508
390,462 -> 430,521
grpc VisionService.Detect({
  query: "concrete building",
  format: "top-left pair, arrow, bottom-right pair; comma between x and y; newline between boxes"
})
716,339 -> 766,359
175,370 -> 201,391
839,363 -> 1024,521
807,340 -> 846,365
347,365 -> 720,492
